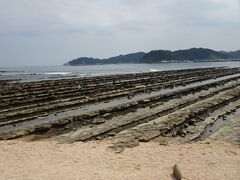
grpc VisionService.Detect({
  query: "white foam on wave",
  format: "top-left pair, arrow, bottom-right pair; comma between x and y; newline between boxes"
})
0,72 -> 72,76
43,72 -> 71,75
149,69 -> 162,72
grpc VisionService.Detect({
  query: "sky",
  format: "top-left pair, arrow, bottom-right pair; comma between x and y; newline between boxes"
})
0,0 -> 239,67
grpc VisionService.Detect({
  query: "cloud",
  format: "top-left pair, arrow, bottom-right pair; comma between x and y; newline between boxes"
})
0,0 -> 239,66
0,0 -> 238,35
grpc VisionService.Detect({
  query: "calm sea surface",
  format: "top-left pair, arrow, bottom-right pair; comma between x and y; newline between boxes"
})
0,62 -> 240,82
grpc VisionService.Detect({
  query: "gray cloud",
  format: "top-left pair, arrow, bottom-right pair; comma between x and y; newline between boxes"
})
0,0 -> 239,66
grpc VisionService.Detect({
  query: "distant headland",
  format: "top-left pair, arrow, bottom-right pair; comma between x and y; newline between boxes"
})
64,48 -> 240,66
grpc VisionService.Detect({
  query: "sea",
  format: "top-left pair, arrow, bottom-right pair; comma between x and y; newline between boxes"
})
0,62 -> 240,82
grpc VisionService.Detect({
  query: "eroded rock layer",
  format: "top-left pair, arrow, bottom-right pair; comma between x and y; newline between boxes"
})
0,67 -> 240,148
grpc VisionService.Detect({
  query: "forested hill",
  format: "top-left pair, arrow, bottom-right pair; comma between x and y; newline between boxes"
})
64,52 -> 145,65
64,48 -> 240,65
141,48 -> 230,63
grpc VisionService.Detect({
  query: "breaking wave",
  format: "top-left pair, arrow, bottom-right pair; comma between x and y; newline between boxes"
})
149,69 -> 161,72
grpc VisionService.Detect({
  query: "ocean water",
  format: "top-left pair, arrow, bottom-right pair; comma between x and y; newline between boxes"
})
0,62 -> 240,82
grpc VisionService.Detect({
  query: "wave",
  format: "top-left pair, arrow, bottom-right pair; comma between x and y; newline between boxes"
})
43,72 -> 71,75
149,69 -> 161,72
0,72 -> 72,76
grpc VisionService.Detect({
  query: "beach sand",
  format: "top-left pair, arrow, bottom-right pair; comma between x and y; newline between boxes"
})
0,139 -> 239,180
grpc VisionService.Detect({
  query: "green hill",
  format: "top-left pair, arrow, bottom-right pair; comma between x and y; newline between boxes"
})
64,48 -> 238,66
142,48 -> 230,63
64,52 -> 145,66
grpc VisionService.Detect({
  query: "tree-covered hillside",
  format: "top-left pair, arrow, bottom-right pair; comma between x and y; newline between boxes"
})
64,48 -> 239,65
142,48 -> 230,63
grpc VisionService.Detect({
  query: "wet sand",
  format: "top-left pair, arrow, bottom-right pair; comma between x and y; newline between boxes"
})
0,139 -> 239,180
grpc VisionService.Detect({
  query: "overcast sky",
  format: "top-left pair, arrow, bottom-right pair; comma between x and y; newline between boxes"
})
0,0 -> 239,66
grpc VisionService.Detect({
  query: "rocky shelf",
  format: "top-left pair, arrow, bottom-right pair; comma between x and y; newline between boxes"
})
0,67 -> 240,151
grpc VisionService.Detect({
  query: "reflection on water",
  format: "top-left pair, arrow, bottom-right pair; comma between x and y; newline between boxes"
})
0,73 -> 239,133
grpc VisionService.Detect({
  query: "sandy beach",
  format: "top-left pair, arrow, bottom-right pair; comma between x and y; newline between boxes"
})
0,139 -> 239,180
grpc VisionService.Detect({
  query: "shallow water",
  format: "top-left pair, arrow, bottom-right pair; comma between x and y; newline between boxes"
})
201,108 -> 240,138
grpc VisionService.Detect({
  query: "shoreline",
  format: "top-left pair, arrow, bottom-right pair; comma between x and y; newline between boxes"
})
64,59 -> 240,66
1,62 -> 240,83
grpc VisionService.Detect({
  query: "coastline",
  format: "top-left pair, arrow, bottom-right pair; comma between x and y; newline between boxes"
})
0,67 -> 240,179
64,59 -> 240,66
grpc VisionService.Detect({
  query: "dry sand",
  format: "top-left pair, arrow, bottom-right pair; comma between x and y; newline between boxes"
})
0,139 -> 239,180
